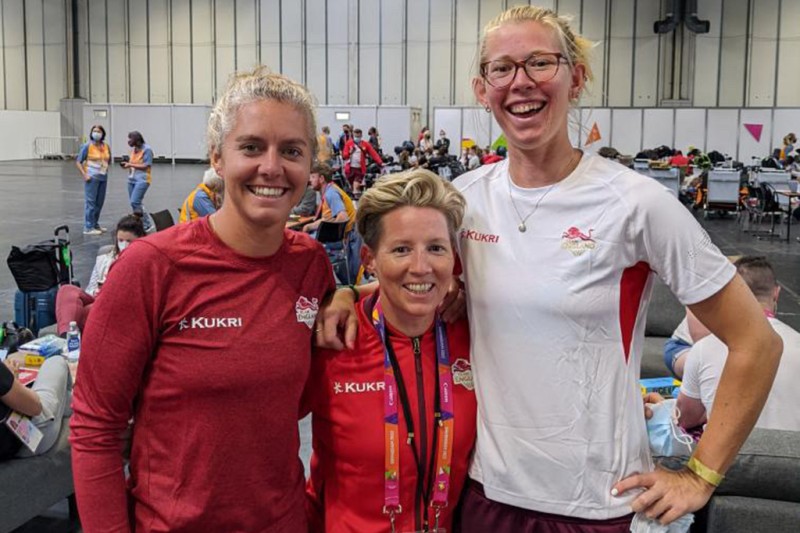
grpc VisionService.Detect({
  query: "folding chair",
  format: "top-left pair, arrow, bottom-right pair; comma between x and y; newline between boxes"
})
150,209 -> 176,232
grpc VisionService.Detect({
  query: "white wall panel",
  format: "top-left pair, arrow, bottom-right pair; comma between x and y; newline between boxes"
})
579,108 -> 611,154
172,0 -> 192,103
706,109 -> 739,158
280,0 -> 303,82
772,110 -> 800,153
380,0 -> 404,105
149,0 -> 170,103
407,0 -> 429,122
111,104 -> 173,157
129,0 -> 149,102
776,0 -> 800,106
738,108 -> 771,163
478,0 -> 502,32
376,106 -> 417,154
0,110 -> 60,159
718,0 -> 748,107
610,108 -> 642,155
259,0 -> 281,72
461,107 -> 491,149
358,0 -> 380,105
192,0 -> 214,103
305,0 -> 326,104
107,0 -> 128,103
43,0 -> 68,110
433,107 -> 462,155
173,104 -> 212,158
326,0 -> 348,104
235,0 -> 258,71
25,0 -> 45,110
214,0 -> 235,97
580,0 -> 607,107
632,0 -> 659,107
557,0 -> 582,31
643,109 -> 674,150
674,109 -> 707,153
692,0 -> 722,106
88,0 -> 108,102
3,0 -> 27,109
453,0 -> 479,106
747,0 -> 778,107
606,0 -> 634,107
429,0 -> 453,109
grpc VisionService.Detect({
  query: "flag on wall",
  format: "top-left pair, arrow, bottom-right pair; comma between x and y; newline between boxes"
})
744,123 -> 763,143
585,122 -> 601,146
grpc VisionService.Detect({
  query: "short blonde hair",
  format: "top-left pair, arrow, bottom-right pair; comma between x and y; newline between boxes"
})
479,5 -> 594,84
357,169 -> 466,249
207,65 -> 318,160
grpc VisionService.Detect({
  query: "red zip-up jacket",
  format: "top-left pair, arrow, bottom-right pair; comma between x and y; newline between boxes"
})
343,139 -> 383,174
305,296 -> 476,532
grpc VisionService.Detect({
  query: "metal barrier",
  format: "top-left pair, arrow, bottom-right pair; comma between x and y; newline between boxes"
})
33,137 -> 82,160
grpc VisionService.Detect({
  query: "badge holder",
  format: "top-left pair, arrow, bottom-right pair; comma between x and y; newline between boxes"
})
3,411 -> 44,453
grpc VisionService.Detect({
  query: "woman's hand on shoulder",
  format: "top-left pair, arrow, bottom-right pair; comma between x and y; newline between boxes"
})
438,277 -> 467,323
315,288 -> 360,351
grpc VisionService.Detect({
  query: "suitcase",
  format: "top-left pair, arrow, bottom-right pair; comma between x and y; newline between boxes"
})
14,286 -> 58,336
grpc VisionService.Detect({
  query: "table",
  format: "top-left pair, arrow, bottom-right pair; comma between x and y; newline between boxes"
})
285,216 -> 315,231
774,190 -> 800,242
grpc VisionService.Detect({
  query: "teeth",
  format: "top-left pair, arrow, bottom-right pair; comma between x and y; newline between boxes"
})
509,102 -> 544,114
250,186 -> 284,198
405,283 -> 433,293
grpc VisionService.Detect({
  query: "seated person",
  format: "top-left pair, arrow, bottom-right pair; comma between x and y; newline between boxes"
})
303,162 -> 360,284
179,167 -> 224,223
663,309 -> 711,379
676,256 -> 800,431
292,176 -> 318,217
1,355 -> 72,460
56,214 -> 146,335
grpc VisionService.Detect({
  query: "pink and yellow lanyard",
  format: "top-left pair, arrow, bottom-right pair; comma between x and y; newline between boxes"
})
372,298 -> 455,533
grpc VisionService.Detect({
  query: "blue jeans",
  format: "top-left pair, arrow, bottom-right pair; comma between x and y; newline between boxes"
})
128,180 -> 150,213
84,177 -> 108,230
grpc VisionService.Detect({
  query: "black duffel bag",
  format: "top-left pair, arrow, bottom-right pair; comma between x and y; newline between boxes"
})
7,242 -> 61,292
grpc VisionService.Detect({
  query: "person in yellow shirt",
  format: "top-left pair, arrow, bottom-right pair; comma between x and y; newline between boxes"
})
179,167 -> 225,222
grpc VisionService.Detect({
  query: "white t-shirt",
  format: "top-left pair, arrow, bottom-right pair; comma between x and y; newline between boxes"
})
453,153 -> 735,519
681,316 -> 800,432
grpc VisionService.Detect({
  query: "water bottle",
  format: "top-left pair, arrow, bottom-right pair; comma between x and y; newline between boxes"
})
66,321 -> 81,362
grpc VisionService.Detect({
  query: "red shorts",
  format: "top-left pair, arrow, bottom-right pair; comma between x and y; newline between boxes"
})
458,480 -> 633,533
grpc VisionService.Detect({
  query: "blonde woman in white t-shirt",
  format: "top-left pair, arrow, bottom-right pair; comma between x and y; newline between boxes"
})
317,6 -> 781,532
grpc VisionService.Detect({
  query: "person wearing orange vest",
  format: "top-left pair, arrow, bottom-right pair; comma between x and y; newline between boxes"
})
122,131 -> 154,230
179,167 -> 224,223
76,124 -> 111,235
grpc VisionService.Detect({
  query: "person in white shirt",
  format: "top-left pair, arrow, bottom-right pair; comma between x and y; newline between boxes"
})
316,6 -> 781,531
678,256 -> 800,432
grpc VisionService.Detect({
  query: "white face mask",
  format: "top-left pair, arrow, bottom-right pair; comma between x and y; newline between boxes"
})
117,240 -> 130,252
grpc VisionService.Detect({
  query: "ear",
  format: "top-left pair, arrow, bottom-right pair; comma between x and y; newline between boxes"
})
472,76 -> 489,109
570,63 -> 587,100
210,150 -> 223,177
360,245 -> 377,279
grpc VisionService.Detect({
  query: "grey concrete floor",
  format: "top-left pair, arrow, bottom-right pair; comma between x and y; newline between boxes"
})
3,160 -> 800,531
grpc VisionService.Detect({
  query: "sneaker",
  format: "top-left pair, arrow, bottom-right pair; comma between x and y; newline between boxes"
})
95,226 -> 108,233
83,228 -> 102,236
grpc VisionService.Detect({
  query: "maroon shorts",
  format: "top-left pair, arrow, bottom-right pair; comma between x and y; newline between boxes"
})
458,480 -> 633,533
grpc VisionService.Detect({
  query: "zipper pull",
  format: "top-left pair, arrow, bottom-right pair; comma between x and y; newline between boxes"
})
412,336 -> 421,356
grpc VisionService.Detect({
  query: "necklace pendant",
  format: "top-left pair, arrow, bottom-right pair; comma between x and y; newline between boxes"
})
518,222 -> 527,233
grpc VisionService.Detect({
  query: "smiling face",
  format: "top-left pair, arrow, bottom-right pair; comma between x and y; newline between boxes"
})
363,206 -> 455,336
211,100 -> 312,231
474,21 -> 584,155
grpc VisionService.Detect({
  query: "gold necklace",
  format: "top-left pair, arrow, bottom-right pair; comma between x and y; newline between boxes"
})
508,150 -> 580,233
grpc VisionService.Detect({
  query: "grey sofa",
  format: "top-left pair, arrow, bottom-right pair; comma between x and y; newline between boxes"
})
644,279 -> 800,533
0,421 -> 75,533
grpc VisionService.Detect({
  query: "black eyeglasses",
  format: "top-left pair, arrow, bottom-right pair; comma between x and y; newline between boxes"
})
480,52 -> 568,88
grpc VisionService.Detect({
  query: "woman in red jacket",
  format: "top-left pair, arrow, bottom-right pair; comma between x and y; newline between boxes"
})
305,169 -> 477,533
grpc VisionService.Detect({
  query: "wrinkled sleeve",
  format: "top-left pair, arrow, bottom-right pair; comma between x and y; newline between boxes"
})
76,143 -> 89,164
69,241 -> 170,532
143,147 -> 153,166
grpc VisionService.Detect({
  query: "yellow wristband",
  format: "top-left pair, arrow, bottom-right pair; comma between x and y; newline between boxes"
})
687,456 -> 725,487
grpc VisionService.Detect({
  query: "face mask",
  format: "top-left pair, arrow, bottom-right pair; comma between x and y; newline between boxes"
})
91,131 -> 102,141
117,240 -> 130,252
354,137 -> 362,144
645,398 -> 694,458
630,511 -> 694,533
